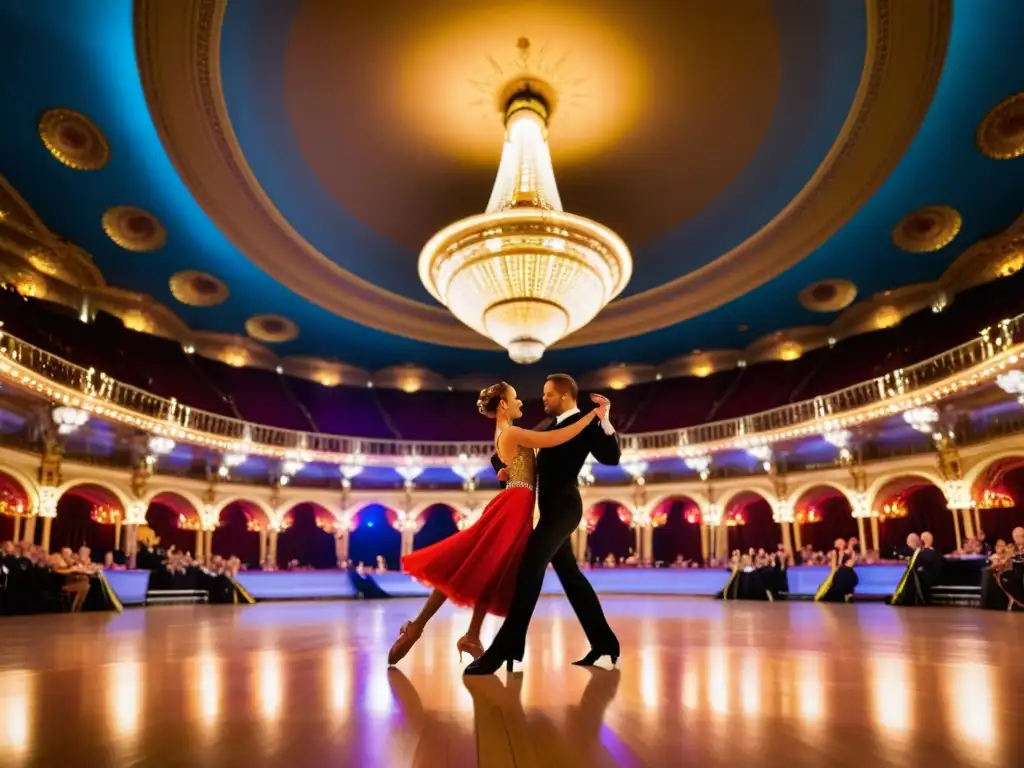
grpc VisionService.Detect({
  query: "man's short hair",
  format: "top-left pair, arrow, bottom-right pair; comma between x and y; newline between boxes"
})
545,373 -> 579,400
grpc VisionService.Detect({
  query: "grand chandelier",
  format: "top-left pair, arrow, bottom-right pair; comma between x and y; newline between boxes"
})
419,89 -> 632,364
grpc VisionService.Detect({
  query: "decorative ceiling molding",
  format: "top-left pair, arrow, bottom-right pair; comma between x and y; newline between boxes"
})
101,205 -> 167,252
798,279 -> 858,312
134,0 -> 951,349
976,90 -> 1024,160
892,205 -> 962,253
244,314 -> 299,343
37,108 -> 111,171
2,165 -> 1017,393
169,270 -> 229,307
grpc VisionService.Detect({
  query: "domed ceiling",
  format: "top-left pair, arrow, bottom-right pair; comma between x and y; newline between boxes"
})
0,0 -> 1023,382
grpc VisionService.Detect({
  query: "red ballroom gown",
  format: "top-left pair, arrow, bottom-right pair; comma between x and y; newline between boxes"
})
401,440 -> 535,617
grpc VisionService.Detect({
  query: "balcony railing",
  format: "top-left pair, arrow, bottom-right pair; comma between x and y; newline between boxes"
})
0,315 -> 1020,466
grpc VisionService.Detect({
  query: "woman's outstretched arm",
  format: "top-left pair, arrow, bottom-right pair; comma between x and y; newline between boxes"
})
503,409 -> 599,450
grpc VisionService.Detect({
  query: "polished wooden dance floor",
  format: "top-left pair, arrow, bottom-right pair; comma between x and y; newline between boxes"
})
1,597 -> 1021,767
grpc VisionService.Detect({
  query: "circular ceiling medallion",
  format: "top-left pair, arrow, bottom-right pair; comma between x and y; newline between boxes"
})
38,108 -> 111,171
891,206 -> 962,253
102,206 -> 167,252
976,91 -> 1024,160
774,341 -> 803,362
798,279 -> 858,312
245,314 -> 299,343
169,270 -> 229,307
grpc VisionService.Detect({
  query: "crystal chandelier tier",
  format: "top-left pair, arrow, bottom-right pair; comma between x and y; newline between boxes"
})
419,89 -> 632,364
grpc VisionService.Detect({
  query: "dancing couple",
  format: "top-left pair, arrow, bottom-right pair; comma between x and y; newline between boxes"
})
388,373 -> 621,674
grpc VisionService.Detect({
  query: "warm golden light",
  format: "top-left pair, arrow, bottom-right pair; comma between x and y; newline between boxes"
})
870,656 -> 911,737
873,306 -> 902,329
256,649 -> 282,722
419,90 -> 632,363
121,310 -> 152,334
692,363 -> 714,378
776,341 -> 803,362
944,660 -> 997,764
106,660 -> 142,741
193,652 -> 222,724
222,348 -> 249,368
0,670 -> 33,759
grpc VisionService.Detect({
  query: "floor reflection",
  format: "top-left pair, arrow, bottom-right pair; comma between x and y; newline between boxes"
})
0,598 -> 1020,767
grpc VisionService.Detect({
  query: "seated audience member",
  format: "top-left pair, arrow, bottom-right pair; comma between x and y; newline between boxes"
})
891,532 -> 942,606
981,530 -> 1024,610
815,538 -> 858,603
102,551 -> 125,570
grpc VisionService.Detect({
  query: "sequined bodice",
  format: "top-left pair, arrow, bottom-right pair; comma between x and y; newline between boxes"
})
497,430 -> 536,490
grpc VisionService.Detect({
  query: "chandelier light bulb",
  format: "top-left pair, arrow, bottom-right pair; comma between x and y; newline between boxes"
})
419,89 -> 632,363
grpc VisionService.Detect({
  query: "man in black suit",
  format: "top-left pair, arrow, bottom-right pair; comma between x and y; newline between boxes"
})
466,373 -> 621,674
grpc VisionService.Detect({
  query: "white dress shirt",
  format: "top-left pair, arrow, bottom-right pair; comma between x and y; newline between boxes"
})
555,406 -> 615,435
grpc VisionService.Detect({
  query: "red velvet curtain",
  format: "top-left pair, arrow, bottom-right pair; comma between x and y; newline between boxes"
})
878,485 -> 957,554
413,504 -> 459,550
49,493 -> 116,555
798,496 -> 857,551
587,502 -> 634,561
276,503 -> 336,569
211,502 -> 261,565
651,500 -> 703,562
977,467 -> 1024,544
145,502 -> 199,554
726,498 -> 779,552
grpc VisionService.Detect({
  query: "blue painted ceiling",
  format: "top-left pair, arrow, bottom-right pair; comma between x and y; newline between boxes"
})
0,1 -> 1022,378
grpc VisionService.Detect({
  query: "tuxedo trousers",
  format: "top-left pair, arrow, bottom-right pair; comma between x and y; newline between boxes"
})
489,483 -> 617,659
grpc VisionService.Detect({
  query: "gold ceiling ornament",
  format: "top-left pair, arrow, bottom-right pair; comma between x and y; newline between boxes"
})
169,270 -> 229,307
102,206 -> 167,252
245,314 -> 299,343
38,108 -> 111,171
419,75 -> 632,364
892,205 -> 962,253
5,269 -> 48,300
976,91 -> 1024,160
774,341 -> 803,362
121,310 -> 154,334
872,305 -> 903,329
798,279 -> 858,313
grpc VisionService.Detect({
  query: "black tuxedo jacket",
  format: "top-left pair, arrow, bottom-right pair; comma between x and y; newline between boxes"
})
490,409 -> 621,492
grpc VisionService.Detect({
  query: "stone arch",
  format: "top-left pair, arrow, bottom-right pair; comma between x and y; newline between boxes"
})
788,483 -> 858,552
867,471 -> 945,510
643,491 -> 709,519
584,498 -> 636,562
409,499 -> 469,523
278,498 -> 343,526
964,451 -> 1024,497
56,479 -> 132,513
719,489 -> 780,552
211,495 -> 274,526
143,488 -> 205,518
717,486 -> 779,516
867,472 -> 952,554
788,480 -> 855,510
0,466 -> 40,513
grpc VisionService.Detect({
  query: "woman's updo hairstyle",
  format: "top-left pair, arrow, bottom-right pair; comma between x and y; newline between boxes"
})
477,381 -> 510,418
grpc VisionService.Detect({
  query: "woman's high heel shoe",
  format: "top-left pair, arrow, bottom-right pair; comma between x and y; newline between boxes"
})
456,635 -> 484,663
387,621 -> 423,666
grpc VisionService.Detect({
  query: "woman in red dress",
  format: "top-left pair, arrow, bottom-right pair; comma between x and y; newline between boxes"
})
388,381 -> 606,665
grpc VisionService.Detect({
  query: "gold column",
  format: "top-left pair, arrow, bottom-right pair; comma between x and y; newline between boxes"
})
951,509 -> 963,551
793,522 -> 803,550
870,517 -> 880,552
643,524 -> 653,564
269,529 -> 279,566
195,528 -> 204,559
960,507 -> 976,540
780,520 -> 793,554
259,527 -> 268,564
23,515 -> 37,544
41,517 -> 53,552
973,507 -> 982,537
114,519 -> 122,551
700,523 -> 710,563
856,516 -> 867,556
13,515 -> 22,541
205,529 -> 214,559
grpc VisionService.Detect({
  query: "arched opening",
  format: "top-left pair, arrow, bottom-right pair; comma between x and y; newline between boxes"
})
208,500 -> 266,567
723,491 -> 778,554
649,496 -> 703,564
50,483 -> 125,559
0,471 -> 31,542
792,485 -> 856,554
969,456 -> 1024,545
146,491 -> 203,555
586,501 -> 634,565
412,504 -> 459,550
872,475 -> 953,555
277,503 -> 337,569
348,504 -> 401,570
